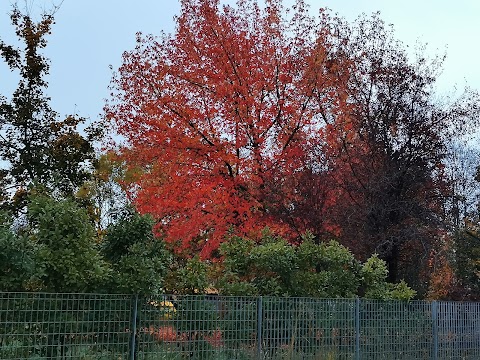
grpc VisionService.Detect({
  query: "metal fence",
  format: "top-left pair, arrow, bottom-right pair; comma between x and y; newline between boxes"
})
1,293 -> 480,359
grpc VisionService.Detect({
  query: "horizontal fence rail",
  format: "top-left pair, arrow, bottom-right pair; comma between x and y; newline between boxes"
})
1,293 -> 480,359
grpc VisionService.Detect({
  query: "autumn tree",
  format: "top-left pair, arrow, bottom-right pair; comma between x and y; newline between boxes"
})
107,0 -> 480,295
106,0 -> 350,257
321,14 -> 480,289
0,6 -> 99,212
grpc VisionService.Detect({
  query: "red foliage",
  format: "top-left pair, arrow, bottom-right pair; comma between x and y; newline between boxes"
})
146,325 -> 177,342
106,0 -> 350,257
106,1 -> 476,295
203,329 -> 223,348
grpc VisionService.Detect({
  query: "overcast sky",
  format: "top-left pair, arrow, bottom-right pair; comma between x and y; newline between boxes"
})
1,0 -> 479,122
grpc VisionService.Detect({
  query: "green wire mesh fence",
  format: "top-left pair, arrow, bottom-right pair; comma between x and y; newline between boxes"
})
1,292 -> 480,359
0,292 -> 133,359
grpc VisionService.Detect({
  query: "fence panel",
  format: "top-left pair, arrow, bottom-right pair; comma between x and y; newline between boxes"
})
360,300 -> 433,360
261,297 -> 356,360
2,293 -> 480,359
136,295 -> 258,360
0,292 -> 133,360
437,301 -> 480,359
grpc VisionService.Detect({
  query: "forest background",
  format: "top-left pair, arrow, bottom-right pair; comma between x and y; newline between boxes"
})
1,0 -> 480,301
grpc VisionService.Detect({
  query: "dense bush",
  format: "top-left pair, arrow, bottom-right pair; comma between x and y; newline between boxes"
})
216,230 -> 416,300
102,208 -> 171,295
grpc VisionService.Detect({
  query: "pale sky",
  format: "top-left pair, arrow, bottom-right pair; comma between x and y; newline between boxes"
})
1,0 -> 479,123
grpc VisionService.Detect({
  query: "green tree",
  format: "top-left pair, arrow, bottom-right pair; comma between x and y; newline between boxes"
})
0,212 -> 39,291
0,7 -> 99,212
164,256 -> 210,295
25,195 -> 110,292
361,254 -> 416,300
102,208 -> 171,295
76,152 -> 130,232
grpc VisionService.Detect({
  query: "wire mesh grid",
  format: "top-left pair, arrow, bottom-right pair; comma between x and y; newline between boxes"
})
0,292 -> 133,360
436,301 -> 480,359
261,297 -> 356,360
360,300 -> 433,360
136,295 -> 258,359
2,293 -> 480,359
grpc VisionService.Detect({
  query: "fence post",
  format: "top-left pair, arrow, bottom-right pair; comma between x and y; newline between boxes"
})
257,296 -> 263,360
432,301 -> 438,360
355,298 -> 360,360
129,294 -> 139,360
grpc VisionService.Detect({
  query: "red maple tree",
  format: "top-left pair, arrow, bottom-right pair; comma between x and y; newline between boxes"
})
106,0 -> 350,257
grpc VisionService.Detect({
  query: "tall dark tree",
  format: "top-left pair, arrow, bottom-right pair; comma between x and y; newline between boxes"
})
323,14 -> 480,290
0,7 -> 99,212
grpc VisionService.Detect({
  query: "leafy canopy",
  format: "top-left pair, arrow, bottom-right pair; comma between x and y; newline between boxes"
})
25,195 -> 110,292
216,230 -> 416,300
0,7 -> 99,212
106,0 -> 350,257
